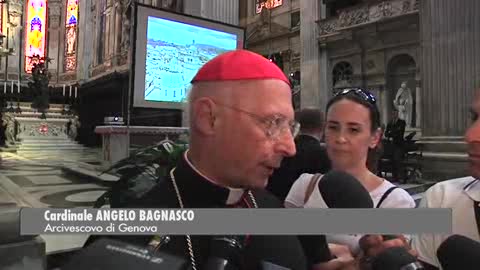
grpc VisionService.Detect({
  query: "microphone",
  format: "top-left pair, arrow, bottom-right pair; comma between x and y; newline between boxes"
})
317,170 -> 374,208
204,235 -> 246,270
300,171 -> 372,264
318,171 -> 404,244
61,238 -> 190,270
437,234 -> 480,270
371,247 -> 424,270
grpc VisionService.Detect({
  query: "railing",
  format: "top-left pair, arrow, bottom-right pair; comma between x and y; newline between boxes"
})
318,0 -> 419,38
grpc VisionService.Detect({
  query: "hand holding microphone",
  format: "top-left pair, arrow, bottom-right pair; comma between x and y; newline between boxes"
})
371,246 -> 423,270
357,235 -> 420,270
359,235 -> 417,259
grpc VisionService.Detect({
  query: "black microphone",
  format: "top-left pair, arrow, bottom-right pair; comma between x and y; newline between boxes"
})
318,171 -> 403,242
61,238 -> 190,270
372,247 -> 424,270
317,170 -> 374,208
437,234 -> 480,270
203,235 -> 246,270
298,171 -> 372,268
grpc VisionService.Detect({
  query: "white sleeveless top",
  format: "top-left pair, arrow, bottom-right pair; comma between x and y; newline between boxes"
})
285,173 -> 416,255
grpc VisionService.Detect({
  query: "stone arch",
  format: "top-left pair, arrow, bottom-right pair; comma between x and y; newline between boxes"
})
332,61 -> 354,90
386,50 -> 418,71
386,54 -> 417,128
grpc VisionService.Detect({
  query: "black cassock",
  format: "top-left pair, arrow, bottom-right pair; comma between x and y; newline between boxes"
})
86,153 -> 331,270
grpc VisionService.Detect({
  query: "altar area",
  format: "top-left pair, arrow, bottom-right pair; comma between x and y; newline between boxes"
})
1,102 -> 84,154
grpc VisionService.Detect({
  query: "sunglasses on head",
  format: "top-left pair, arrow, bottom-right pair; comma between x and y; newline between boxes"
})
334,88 -> 377,105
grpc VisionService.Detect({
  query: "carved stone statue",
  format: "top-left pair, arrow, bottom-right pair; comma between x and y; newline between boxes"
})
66,27 -> 77,54
121,0 -> 132,52
67,116 -> 80,140
69,115 -> 80,140
393,81 -> 414,128
2,114 -> 15,145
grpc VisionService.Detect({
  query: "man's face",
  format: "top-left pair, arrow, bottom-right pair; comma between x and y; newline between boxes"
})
465,91 -> 480,178
213,79 -> 296,189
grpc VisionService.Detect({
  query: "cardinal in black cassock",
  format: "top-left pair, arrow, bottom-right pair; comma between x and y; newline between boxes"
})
85,50 -> 332,270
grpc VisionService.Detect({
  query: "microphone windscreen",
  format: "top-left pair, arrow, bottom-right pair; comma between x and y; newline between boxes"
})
61,238 -> 189,270
206,235 -> 246,269
243,235 -> 309,270
437,234 -> 480,270
371,246 -> 420,270
318,170 -> 373,208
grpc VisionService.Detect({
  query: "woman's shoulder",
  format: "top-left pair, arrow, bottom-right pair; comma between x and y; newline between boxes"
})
375,179 -> 416,208
289,173 -> 318,190
284,173 -> 319,207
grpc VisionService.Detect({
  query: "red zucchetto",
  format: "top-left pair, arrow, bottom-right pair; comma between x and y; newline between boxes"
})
191,49 -> 291,87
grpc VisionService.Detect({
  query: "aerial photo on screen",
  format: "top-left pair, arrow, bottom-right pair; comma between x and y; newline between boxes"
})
145,16 -> 238,103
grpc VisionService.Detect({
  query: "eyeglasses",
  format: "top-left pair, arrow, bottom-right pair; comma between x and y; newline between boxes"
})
213,101 -> 300,140
335,88 -> 377,105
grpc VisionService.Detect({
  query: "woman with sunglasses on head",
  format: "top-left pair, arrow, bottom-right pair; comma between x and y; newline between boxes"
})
285,89 -> 416,262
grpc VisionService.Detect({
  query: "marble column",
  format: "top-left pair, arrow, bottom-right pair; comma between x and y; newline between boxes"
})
184,0 -> 239,25
114,2 -> 122,57
47,1 -> 62,76
77,0 -> 93,81
6,0 -> 26,77
300,0 -> 329,110
415,80 -> 421,129
379,85 -> 389,126
106,0 -> 114,63
421,0 -> 480,136
92,1 -> 101,66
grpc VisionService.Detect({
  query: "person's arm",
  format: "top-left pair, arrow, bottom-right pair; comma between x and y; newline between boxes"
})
298,235 -> 334,269
311,258 -> 357,270
311,244 -> 357,270
357,234 -> 418,262
284,173 -> 311,208
410,188 -> 443,269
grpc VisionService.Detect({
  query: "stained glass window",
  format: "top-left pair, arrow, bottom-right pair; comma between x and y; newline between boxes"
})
65,0 -> 78,71
255,0 -> 283,14
25,0 -> 48,73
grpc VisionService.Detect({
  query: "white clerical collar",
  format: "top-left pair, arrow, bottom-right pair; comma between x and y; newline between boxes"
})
183,150 -> 245,204
464,178 -> 480,202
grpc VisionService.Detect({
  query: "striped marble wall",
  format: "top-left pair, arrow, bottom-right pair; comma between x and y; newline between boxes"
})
420,0 -> 480,136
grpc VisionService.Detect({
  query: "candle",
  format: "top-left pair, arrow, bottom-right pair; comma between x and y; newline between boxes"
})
69,85 -> 72,97
18,80 -> 20,93
11,80 -> 13,93
74,87 -> 77,98
3,81 -> 6,94
63,84 -> 65,96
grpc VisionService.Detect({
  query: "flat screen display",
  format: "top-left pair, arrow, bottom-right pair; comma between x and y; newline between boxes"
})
133,5 -> 245,109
